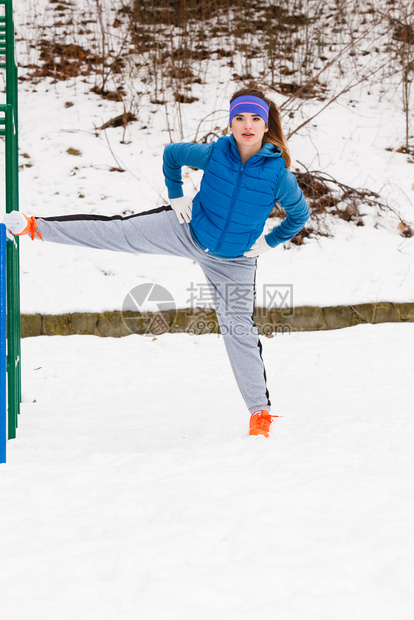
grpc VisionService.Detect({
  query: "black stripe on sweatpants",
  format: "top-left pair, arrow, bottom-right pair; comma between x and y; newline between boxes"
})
252,258 -> 271,408
39,205 -> 173,222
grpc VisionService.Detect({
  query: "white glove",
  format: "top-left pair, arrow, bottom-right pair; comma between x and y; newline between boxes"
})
244,234 -> 272,257
2,211 -> 29,235
170,196 -> 193,224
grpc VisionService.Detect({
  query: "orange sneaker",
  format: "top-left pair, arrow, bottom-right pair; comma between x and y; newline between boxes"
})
249,410 -> 278,438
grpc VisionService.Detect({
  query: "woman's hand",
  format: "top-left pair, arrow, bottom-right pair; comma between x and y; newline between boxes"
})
244,234 -> 272,257
170,196 -> 193,224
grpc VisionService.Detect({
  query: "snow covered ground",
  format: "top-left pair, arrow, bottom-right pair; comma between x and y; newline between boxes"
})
1,323 -> 413,619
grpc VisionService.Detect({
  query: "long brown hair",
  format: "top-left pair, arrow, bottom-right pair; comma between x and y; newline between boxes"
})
230,88 -> 291,169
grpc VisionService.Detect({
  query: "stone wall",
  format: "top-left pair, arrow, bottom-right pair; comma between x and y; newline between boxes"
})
20,302 -> 414,337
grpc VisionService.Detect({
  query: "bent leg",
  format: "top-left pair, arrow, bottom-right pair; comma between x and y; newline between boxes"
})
36,206 -> 197,258
199,255 -> 271,414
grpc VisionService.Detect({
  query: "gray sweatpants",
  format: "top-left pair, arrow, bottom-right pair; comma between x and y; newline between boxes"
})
36,206 -> 271,414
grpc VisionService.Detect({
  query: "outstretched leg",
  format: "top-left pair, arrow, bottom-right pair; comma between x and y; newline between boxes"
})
36,206 -> 197,259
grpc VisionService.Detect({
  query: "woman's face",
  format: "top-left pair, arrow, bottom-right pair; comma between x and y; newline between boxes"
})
230,112 -> 268,151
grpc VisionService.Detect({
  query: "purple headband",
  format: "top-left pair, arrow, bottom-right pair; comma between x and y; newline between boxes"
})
229,95 -> 269,124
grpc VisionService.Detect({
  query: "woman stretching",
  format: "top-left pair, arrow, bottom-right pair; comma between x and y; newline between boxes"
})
3,88 -> 309,437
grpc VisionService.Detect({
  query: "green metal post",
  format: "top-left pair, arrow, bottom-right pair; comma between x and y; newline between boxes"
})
0,0 -> 20,440
5,103 -> 19,439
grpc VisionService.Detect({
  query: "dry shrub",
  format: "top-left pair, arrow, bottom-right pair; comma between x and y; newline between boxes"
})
29,40 -> 103,81
268,167 -> 396,245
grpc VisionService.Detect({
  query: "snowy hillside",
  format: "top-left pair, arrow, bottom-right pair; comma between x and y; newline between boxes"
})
1,0 -> 413,313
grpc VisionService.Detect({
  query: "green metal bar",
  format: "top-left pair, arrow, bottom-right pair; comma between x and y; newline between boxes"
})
0,104 -> 19,439
0,223 -> 7,463
0,0 -> 20,440
10,0 -> 20,416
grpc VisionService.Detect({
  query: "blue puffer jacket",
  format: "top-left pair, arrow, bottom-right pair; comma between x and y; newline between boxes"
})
163,135 -> 309,259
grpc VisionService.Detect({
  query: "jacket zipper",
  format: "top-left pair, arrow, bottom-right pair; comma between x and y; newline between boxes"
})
215,163 -> 245,253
